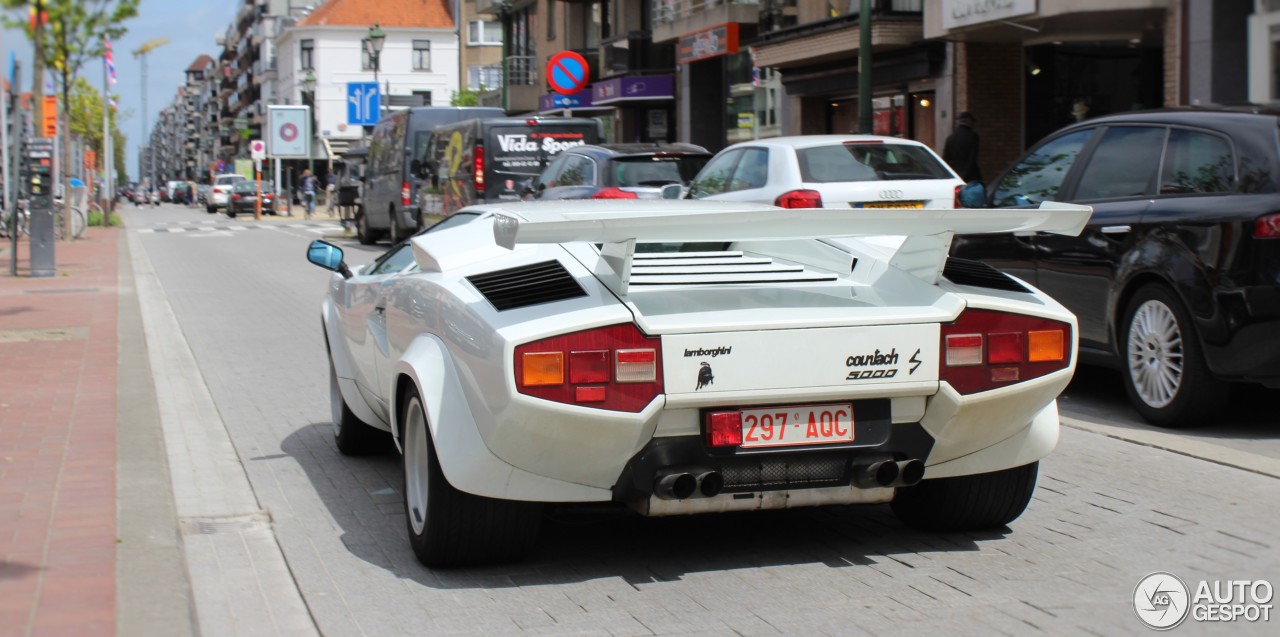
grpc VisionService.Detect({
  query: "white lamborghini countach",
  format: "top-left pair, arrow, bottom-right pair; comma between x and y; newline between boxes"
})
306,200 -> 1092,567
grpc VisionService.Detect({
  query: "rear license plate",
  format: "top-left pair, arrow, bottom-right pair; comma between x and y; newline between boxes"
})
740,403 -> 855,449
856,202 -> 925,209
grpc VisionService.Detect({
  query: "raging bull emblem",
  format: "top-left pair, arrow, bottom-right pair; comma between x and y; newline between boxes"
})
696,362 -> 714,390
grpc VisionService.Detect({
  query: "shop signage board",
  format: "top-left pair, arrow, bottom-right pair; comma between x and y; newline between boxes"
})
676,23 -> 739,64
546,51 -> 590,96
592,76 -> 674,105
942,0 -> 1037,30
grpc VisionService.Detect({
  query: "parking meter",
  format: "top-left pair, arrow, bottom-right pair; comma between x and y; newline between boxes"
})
25,137 -> 55,277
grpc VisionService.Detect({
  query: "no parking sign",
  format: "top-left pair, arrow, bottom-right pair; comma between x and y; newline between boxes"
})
546,51 -> 590,96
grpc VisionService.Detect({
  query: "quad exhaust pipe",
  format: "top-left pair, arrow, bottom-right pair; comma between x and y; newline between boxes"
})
654,468 -> 723,500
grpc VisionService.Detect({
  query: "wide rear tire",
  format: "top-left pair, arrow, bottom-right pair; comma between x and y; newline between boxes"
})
401,387 -> 542,567
891,462 -> 1038,532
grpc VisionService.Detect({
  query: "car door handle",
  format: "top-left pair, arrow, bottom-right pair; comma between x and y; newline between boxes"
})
1100,225 -> 1131,234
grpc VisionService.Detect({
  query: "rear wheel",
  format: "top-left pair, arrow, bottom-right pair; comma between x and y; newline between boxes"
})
226,208 -> 236,218
330,359 -> 385,455
401,387 -> 541,567
1121,284 -> 1227,428
356,209 -> 377,245
388,209 -> 402,244
891,462 -> 1038,531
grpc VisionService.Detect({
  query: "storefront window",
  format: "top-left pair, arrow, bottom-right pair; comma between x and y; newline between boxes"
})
872,95 -> 906,137
725,51 -> 782,143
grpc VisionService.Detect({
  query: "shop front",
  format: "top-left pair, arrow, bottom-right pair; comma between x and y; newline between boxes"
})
591,75 -> 676,144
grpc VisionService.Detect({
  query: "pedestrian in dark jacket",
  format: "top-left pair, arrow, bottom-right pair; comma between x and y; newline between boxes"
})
943,111 -> 982,184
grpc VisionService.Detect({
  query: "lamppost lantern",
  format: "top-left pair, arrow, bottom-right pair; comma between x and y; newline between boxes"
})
365,24 -> 386,120
302,69 -> 317,173
367,23 -> 385,56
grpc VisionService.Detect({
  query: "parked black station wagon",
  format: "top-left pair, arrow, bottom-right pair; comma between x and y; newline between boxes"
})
952,108 -> 1280,428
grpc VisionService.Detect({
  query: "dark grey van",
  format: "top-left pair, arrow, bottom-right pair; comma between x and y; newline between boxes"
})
358,106 -> 504,244
423,117 -> 602,215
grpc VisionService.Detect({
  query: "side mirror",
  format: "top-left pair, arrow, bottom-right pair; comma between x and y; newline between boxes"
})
661,183 -> 683,200
307,240 -> 352,279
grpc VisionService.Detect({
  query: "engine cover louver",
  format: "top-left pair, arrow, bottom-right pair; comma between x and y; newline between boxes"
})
943,257 -> 1030,293
628,251 -> 838,286
468,260 -> 587,311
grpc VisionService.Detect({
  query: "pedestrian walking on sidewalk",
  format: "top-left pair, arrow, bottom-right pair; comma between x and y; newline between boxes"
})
943,111 -> 983,184
301,169 -> 317,220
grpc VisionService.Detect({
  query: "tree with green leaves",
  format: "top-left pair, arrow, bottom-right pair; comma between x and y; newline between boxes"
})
3,0 -> 138,229
450,88 -> 481,107
66,75 -> 126,179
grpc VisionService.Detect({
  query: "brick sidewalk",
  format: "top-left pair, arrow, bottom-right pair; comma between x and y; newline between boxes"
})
0,229 -> 120,636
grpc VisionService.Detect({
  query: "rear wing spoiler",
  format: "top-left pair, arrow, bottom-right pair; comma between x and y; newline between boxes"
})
491,201 -> 1092,294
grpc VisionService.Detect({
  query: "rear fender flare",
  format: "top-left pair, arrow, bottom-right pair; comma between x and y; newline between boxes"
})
391,334 -> 611,502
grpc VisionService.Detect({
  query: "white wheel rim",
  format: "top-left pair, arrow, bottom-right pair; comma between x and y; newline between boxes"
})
403,397 -> 429,535
1127,299 -> 1183,409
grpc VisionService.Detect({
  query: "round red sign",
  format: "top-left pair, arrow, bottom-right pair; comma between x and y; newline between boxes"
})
280,122 -> 299,142
546,51 -> 590,96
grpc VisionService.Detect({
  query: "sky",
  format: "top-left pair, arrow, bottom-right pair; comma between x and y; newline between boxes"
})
2,0 -> 239,181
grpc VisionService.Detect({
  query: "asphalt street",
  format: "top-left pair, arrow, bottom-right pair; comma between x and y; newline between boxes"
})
120,203 -> 1279,636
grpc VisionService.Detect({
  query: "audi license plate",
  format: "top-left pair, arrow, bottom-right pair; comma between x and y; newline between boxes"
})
856,201 -> 925,209
740,403 -> 855,449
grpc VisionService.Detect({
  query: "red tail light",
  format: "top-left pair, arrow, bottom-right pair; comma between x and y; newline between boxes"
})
515,323 -> 663,412
1255,213 -> 1280,238
591,187 -> 638,199
775,189 -> 823,209
705,411 -> 744,448
231,194 -> 241,201
940,309 -> 1072,394
401,182 -> 411,207
474,145 -> 485,194
954,184 -> 964,208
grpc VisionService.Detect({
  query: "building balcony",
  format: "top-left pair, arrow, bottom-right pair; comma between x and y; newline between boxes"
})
652,0 -> 761,44
599,32 -> 675,79
474,0 -> 503,16
752,9 -> 924,69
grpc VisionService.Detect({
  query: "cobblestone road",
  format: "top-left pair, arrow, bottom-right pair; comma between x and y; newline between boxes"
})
124,207 -> 1279,636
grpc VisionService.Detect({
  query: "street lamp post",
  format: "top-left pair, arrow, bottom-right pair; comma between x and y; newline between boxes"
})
364,24 -> 386,118
302,69 -> 316,175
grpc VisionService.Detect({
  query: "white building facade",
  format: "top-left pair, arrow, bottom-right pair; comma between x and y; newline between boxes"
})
276,24 -> 461,157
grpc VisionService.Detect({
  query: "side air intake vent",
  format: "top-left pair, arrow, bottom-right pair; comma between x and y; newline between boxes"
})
943,257 -> 1030,293
468,260 -> 587,311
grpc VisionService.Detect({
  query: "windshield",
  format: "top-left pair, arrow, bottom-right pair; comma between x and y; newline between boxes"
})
217,175 -> 246,186
797,143 -> 954,182
614,156 -> 709,187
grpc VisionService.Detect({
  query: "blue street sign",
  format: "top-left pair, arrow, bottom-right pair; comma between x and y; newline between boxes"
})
347,82 -> 380,126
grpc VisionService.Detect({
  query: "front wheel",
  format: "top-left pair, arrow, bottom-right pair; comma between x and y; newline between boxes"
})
891,462 -> 1038,532
330,359 -> 385,455
401,387 -> 541,567
1121,284 -> 1227,428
